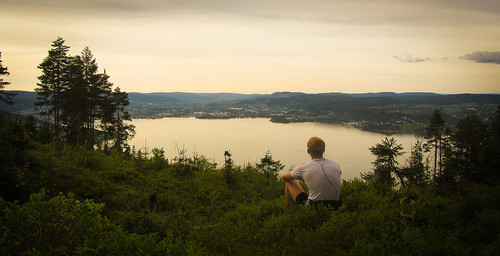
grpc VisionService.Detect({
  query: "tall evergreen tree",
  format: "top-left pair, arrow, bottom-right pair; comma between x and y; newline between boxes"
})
101,87 -> 135,152
35,37 -> 71,134
61,47 -> 112,146
401,140 -> 429,187
88,55 -> 111,146
35,38 -> 135,151
61,55 -> 87,145
424,110 -> 450,181
452,115 -> 487,181
0,52 -> 16,105
78,47 -> 112,145
480,105 -> 500,183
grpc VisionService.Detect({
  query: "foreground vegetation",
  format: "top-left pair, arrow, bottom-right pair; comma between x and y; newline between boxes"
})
1,111 -> 500,255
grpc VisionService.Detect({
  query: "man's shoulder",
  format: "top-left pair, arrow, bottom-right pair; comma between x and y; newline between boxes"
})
292,160 -> 315,173
293,161 -> 310,171
324,158 -> 338,163
300,159 -> 319,167
324,158 -> 341,168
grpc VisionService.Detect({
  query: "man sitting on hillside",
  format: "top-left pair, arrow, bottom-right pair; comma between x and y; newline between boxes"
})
281,136 -> 342,209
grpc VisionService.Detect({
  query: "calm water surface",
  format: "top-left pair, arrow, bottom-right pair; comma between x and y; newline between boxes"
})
129,117 -> 417,180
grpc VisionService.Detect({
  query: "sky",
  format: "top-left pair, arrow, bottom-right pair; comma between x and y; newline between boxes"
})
1,0 -> 500,94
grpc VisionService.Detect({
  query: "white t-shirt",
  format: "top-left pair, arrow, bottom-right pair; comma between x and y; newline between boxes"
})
290,158 -> 341,201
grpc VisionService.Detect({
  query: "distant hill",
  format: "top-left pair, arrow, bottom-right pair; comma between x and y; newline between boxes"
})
3,91 -> 499,109
0,91 -> 38,114
236,92 -> 500,107
128,92 -> 263,107
2,91 -> 499,128
0,91 -> 263,113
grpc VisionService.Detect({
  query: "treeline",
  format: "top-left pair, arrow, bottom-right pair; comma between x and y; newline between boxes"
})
367,108 -> 500,188
1,38 -> 135,152
36,37 -> 135,151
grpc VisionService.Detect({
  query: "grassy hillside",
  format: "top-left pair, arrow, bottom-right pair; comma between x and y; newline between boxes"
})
1,113 -> 500,255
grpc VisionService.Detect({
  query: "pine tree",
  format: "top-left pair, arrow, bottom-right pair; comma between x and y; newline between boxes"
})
79,47 -> 112,145
369,137 -> 406,187
223,150 -> 235,185
0,52 -> 16,105
35,38 -> 135,152
452,115 -> 487,181
480,105 -> 500,183
256,150 -> 284,186
101,87 -> 135,152
401,140 -> 429,187
35,37 -> 71,134
424,110 -> 450,181
61,47 -> 112,146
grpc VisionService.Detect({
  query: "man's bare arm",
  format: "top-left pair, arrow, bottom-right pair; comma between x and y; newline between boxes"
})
281,172 -> 294,181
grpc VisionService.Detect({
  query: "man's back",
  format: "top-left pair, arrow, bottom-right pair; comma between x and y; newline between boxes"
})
291,158 -> 341,201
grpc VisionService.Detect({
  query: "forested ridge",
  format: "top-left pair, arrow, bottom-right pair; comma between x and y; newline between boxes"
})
1,38 -> 500,255
4,90 -> 499,135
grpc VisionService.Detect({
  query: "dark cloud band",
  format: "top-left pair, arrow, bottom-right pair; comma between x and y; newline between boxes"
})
462,51 -> 500,64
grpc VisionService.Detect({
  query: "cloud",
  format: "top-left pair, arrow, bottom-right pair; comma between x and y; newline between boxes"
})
393,55 -> 431,63
462,51 -> 500,64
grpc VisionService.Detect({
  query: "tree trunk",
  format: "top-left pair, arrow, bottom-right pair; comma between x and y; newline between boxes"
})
374,168 -> 391,184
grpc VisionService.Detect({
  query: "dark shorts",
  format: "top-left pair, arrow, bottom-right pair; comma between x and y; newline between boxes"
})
295,192 -> 309,205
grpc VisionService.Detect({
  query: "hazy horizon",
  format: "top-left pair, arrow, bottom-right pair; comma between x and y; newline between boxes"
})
5,89 -> 500,96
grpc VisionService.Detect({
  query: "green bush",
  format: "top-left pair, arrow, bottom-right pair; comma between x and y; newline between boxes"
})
0,191 -> 202,256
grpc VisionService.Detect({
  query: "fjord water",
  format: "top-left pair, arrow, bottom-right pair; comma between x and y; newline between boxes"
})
130,117 -> 417,180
